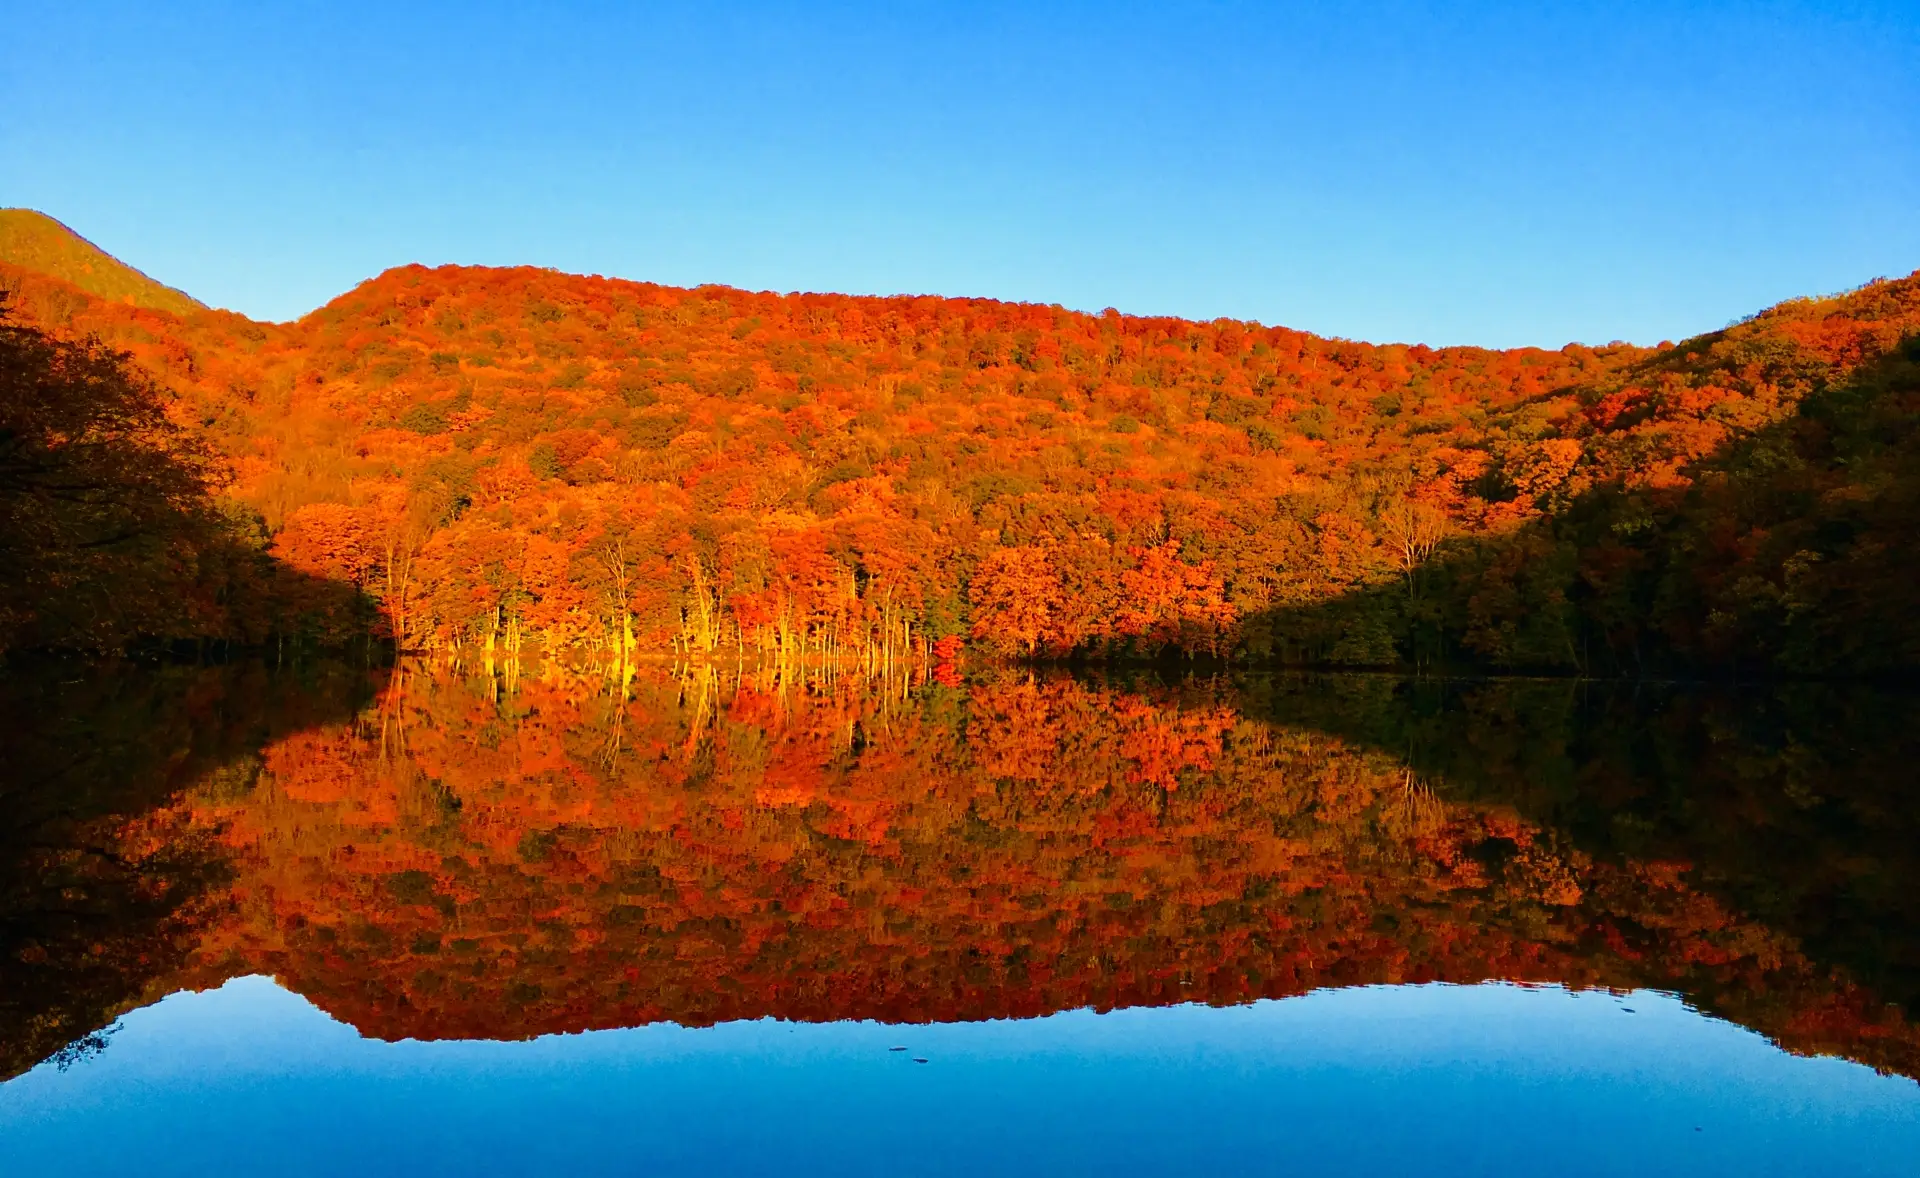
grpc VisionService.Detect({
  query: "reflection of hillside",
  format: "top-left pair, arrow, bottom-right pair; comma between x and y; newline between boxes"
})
0,660 -> 376,1080
173,663 -> 1920,1078
1243,675 -> 1920,1059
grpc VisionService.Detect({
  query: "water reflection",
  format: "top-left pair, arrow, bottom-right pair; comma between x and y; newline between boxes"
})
7,977 -> 1917,1177
0,659 -> 374,1078
3,659 -> 1918,1083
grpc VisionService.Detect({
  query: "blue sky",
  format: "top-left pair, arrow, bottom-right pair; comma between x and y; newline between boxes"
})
3,1 -> 1915,346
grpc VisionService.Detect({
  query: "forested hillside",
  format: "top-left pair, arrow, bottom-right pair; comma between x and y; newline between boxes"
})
0,210 -> 203,316
3,214 -> 1916,673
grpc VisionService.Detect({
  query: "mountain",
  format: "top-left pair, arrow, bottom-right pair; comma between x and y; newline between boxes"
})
0,217 -> 1916,674
0,209 -> 204,316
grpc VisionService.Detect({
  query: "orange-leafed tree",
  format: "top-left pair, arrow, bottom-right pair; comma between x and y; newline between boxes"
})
969,545 -> 1063,657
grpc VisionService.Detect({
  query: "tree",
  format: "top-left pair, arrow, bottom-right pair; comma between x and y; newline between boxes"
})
1378,495 -> 1449,592
968,546 -> 1062,657
0,307 -> 218,651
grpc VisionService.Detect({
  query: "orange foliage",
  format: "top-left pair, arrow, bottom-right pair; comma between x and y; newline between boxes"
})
4,253 -> 1918,663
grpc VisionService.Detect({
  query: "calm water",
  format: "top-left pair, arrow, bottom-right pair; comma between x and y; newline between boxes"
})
2,660 -> 1918,1174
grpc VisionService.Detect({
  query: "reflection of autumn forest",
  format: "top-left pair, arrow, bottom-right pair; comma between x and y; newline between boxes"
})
0,660 -> 373,1079
10,660 -> 1917,1081
4,209 -> 1918,672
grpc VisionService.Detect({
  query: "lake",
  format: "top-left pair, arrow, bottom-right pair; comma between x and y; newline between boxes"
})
2,659 -> 1917,1174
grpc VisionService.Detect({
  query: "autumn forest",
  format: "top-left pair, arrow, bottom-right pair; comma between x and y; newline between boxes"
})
6,207 -> 1919,676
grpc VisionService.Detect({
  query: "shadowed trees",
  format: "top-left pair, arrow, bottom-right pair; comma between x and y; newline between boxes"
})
1248,332 -> 1920,677
0,306 -> 379,656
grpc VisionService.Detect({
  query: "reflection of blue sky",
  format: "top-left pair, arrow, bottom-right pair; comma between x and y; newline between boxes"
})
4,978 -> 1916,1176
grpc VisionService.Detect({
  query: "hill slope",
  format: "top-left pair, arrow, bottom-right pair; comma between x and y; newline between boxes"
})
0,209 -> 204,316
1,223 -> 1916,673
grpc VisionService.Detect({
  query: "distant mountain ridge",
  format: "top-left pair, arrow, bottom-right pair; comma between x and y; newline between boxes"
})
0,208 -> 204,316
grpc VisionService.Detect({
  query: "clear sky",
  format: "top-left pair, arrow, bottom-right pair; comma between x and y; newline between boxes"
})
3,1 -> 1916,347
